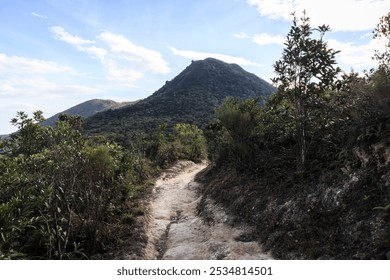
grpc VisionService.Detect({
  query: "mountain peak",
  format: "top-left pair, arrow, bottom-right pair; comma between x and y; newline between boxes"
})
153,58 -> 274,101
84,58 -> 276,137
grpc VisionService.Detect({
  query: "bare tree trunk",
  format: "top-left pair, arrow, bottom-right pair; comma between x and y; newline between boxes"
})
296,89 -> 307,172
299,121 -> 306,171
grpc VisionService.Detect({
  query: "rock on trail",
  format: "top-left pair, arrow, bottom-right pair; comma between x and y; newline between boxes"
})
142,161 -> 271,260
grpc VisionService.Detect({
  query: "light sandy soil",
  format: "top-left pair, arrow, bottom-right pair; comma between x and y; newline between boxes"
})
142,161 -> 272,260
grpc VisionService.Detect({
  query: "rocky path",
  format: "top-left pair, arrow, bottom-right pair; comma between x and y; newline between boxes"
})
142,161 -> 271,260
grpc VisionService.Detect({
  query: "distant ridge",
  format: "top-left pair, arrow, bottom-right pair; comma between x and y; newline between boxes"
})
41,99 -> 135,127
84,58 -> 276,137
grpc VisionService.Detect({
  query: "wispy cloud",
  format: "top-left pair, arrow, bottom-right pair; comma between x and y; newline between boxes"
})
0,53 -> 100,99
0,76 -> 103,134
50,26 -> 95,46
49,27 -> 170,85
0,53 -> 74,74
97,32 -> 170,75
247,0 -> 296,20
50,26 -> 107,61
0,81 -> 100,102
84,46 -> 107,61
103,59 -> 144,84
233,32 -> 251,39
234,32 -> 284,45
168,47 -> 263,67
1,102 -> 41,112
328,37 -> 385,69
247,0 -> 389,31
0,59 -> 102,134
31,12 -> 47,19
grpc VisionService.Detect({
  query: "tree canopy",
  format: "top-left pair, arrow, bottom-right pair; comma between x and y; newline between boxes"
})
272,11 -> 342,170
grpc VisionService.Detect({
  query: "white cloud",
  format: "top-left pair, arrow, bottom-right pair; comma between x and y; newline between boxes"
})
168,46 -> 263,66
0,76 -> 102,98
97,32 -> 170,75
0,65 -> 104,134
247,0 -> 390,31
2,27 -> 174,133
50,27 -> 170,84
96,31 -> 170,83
233,32 -> 251,39
103,59 -> 144,84
0,53 -> 101,101
50,26 -> 95,46
0,83 -> 16,95
84,46 -> 107,60
328,37 -> 384,69
253,33 -> 285,45
247,0 -> 296,20
0,53 -> 74,74
235,32 -> 284,45
50,26 -> 107,61
0,102 -> 40,111
32,12 -> 47,19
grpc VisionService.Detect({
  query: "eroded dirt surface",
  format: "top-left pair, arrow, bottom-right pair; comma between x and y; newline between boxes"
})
142,161 -> 271,260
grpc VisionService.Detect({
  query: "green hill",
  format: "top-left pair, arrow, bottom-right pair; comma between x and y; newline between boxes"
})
41,99 -> 135,127
83,58 -> 276,138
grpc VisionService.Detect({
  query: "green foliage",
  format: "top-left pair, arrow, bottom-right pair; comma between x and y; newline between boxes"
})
202,13 -> 389,260
145,123 -> 207,167
0,112 -> 149,259
145,124 -> 177,167
1,110 -> 207,259
9,111 -> 46,156
272,11 -> 342,170
368,69 -> 390,116
173,123 -> 207,162
208,11 -> 389,180
215,97 -> 260,141
212,97 -> 262,170
203,120 -> 226,163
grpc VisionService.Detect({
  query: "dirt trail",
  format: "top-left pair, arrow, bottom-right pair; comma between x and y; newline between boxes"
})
142,161 -> 271,260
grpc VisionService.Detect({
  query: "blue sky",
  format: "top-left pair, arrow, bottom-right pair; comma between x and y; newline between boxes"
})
1,0 -> 389,134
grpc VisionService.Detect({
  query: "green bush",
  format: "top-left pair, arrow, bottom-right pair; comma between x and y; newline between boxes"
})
0,113 -> 145,259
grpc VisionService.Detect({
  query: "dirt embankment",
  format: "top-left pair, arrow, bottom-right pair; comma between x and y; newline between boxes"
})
141,161 -> 271,260
195,142 -> 390,260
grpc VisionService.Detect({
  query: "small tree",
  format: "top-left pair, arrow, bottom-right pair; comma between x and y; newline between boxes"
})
373,11 -> 390,74
9,111 -> 46,156
272,11 -> 341,170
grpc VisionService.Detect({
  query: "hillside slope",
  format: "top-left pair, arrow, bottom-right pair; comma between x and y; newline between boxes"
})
41,99 -> 134,127
84,58 -> 276,137
197,134 -> 390,259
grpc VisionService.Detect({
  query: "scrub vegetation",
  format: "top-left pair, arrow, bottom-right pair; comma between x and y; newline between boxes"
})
1,11 -> 389,259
